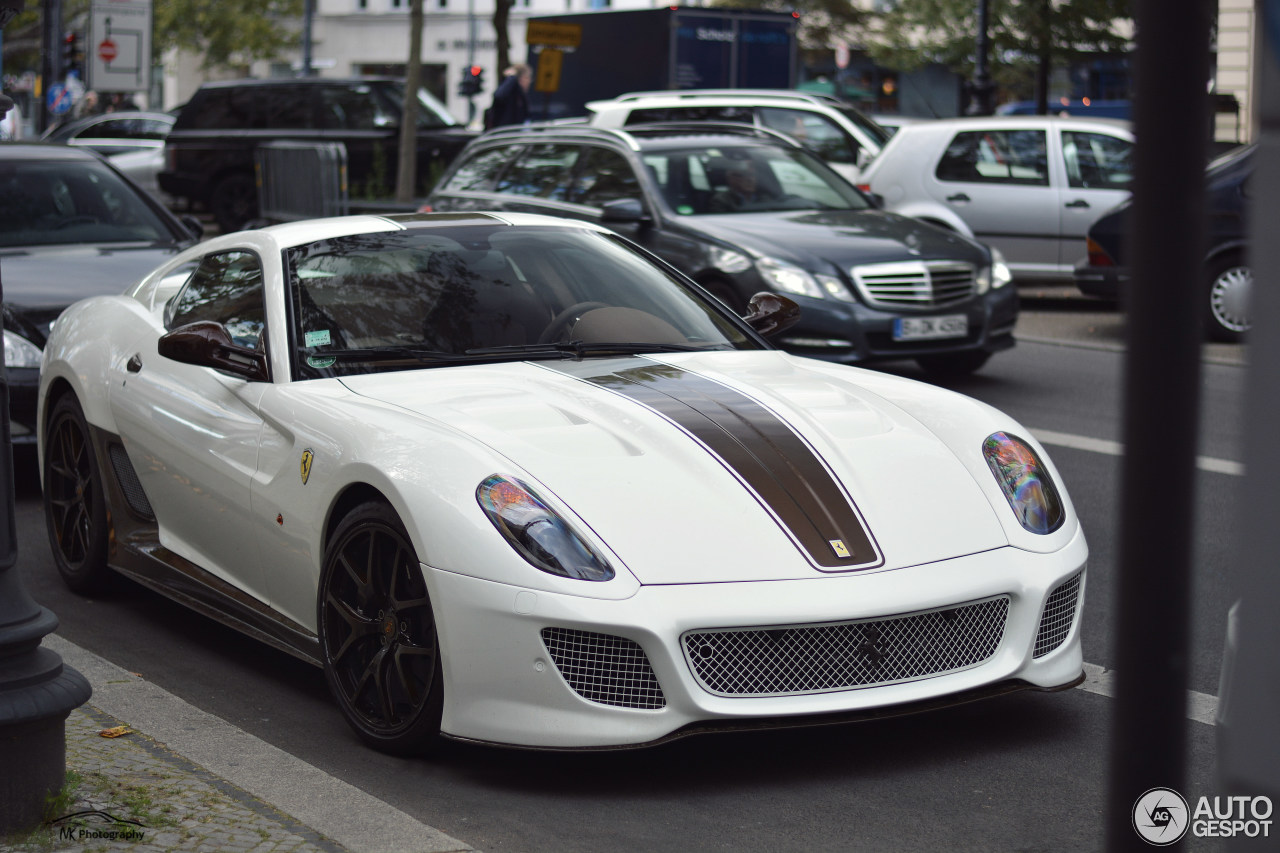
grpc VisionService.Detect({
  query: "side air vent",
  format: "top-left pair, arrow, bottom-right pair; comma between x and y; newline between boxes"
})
108,444 -> 154,519
1033,573 -> 1082,658
541,627 -> 666,710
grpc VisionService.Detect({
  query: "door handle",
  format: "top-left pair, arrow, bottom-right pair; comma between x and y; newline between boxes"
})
126,354 -> 143,373
1065,199 -> 1091,209
945,193 -> 971,203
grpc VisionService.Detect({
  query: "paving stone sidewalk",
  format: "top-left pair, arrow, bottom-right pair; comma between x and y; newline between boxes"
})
2,704 -> 346,853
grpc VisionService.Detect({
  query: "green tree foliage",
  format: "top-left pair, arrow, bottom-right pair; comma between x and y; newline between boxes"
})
869,0 -> 1131,101
153,0 -> 303,70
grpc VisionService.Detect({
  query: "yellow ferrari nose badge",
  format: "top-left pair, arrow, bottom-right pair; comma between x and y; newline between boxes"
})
829,539 -> 851,559
301,449 -> 314,485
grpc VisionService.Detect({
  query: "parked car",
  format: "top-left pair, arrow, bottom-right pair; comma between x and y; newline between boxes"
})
1,143 -> 201,444
1075,143 -> 1254,342
40,110 -> 177,198
586,90 -> 893,182
858,115 -> 1134,284
870,114 -> 930,138
426,122 -> 1017,377
39,210 -> 1087,754
158,78 -> 477,233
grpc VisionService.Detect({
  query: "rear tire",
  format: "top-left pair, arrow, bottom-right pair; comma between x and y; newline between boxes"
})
318,501 -> 444,755
916,350 -> 992,380
1205,254 -> 1251,343
43,395 -> 112,594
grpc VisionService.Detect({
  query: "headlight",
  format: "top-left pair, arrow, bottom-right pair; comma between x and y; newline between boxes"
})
4,330 -> 42,369
756,257 -> 825,299
982,432 -> 1065,534
477,475 -> 615,581
976,247 -> 1013,294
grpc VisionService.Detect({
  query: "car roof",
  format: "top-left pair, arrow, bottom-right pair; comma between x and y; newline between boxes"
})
195,77 -> 403,90
477,121 -> 804,152
591,89 -> 846,107
0,141 -> 110,162
891,113 -> 1132,135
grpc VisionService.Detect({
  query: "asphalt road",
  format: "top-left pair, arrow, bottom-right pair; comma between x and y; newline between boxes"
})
12,294 -> 1245,852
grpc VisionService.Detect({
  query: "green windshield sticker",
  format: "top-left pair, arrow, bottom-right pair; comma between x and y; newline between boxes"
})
306,355 -> 337,369
305,329 -> 332,347
677,205 -> 694,215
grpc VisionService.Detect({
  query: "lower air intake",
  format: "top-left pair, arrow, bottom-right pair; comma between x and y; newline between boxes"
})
541,627 -> 666,710
683,597 -> 1009,697
1033,573 -> 1082,658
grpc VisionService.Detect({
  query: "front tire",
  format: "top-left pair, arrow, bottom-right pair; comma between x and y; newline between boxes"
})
318,501 -> 443,755
43,394 -> 112,594
1205,254 -> 1251,343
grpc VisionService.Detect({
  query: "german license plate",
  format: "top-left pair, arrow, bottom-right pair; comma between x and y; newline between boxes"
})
893,314 -> 968,341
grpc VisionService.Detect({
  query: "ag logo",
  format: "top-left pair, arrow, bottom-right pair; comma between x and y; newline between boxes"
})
1133,787 -> 1190,845
300,449 -> 314,485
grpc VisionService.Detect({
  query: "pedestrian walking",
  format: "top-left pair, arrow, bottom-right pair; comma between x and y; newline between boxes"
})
485,64 -> 532,130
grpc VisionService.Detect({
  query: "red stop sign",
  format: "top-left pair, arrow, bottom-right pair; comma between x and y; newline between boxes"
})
97,39 -> 117,63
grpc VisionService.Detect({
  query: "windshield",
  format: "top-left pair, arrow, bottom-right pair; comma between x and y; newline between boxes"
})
375,81 -> 460,129
834,104 -> 893,147
642,145 -> 873,215
287,225 -> 760,378
0,159 -> 179,248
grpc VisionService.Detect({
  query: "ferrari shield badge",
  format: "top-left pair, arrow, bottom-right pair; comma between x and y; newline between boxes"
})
301,449 -> 314,485
829,539 -> 851,559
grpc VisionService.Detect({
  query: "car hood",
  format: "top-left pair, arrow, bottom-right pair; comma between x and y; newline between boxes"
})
0,243 -> 184,319
679,209 -> 987,270
340,351 -> 1015,584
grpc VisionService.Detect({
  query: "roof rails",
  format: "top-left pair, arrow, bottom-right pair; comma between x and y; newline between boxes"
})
477,120 -> 803,151
600,89 -> 842,106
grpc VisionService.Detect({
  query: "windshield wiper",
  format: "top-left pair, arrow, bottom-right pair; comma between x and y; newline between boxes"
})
322,346 -> 471,364
465,341 -> 721,359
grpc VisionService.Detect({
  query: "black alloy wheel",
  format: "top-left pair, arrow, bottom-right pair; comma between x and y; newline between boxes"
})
43,394 -> 112,594
318,501 -> 444,754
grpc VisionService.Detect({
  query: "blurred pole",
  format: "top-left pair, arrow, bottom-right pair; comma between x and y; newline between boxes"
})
301,0 -> 315,76
38,0 -> 62,134
1219,5 -> 1280,839
0,2 -> 93,836
1105,0 -> 1210,849
968,0 -> 994,115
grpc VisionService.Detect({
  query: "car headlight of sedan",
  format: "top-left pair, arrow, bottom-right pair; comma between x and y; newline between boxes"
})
976,247 -> 1014,294
756,257 -> 854,302
982,432 -> 1065,534
4,330 -> 42,369
477,475 -> 615,581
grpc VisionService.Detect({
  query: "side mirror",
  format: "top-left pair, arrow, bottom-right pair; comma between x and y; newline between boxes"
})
158,321 -> 269,382
600,197 -> 649,224
742,292 -> 801,337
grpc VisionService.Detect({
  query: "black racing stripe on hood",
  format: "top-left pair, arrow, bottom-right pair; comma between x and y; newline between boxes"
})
545,358 -> 881,570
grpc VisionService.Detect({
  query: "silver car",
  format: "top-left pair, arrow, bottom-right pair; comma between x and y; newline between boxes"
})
858,115 -> 1133,283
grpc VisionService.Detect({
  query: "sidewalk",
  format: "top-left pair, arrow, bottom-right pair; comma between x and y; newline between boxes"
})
1,636 -> 476,853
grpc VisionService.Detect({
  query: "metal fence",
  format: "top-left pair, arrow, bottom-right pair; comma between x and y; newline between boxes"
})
254,140 -> 349,223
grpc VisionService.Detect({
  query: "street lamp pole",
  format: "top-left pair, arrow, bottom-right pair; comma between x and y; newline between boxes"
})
0,0 -> 93,834
969,0 -> 994,115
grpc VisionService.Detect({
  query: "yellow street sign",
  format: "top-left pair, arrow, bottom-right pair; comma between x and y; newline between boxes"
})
534,49 -> 563,93
526,20 -> 582,48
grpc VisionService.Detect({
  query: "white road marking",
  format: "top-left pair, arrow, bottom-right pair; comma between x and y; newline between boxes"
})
1030,427 -> 1245,477
1080,662 -> 1220,726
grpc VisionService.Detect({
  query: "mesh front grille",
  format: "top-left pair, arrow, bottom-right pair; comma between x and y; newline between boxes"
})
541,627 -> 665,710
852,261 -> 977,309
1034,573 -> 1082,658
683,597 -> 1009,697
108,443 -> 154,518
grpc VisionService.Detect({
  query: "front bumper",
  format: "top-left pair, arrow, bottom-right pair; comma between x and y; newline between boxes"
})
426,527 -> 1087,749
1074,264 -> 1128,301
769,285 -> 1019,367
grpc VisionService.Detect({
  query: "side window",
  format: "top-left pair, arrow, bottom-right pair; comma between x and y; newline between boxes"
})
168,251 -> 267,349
494,144 -> 580,200
259,86 -> 314,130
759,108 -> 858,164
571,147 -> 641,207
1062,131 -> 1133,189
186,89 -> 260,131
625,105 -> 753,125
319,84 -> 395,130
440,146 -> 516,192
935,130 -> 1049,186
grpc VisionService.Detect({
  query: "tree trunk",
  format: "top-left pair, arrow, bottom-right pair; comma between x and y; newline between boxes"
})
494,0 -> 513,76
396,0 -> 425,203
1034,0 -> 1051,114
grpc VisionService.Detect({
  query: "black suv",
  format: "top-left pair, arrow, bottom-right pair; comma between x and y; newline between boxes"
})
159,78 -> 477,233
425,123 -> 1018,376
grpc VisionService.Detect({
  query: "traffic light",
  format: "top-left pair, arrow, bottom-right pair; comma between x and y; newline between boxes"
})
62,32 -> 84,78
457,65 -> 484,98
